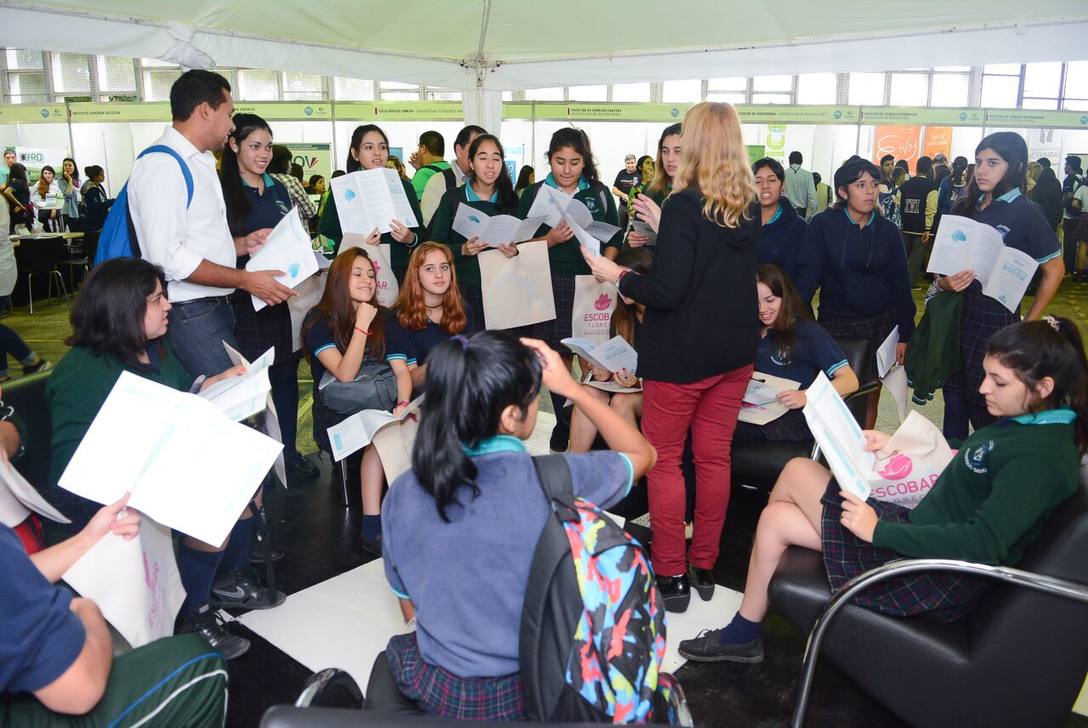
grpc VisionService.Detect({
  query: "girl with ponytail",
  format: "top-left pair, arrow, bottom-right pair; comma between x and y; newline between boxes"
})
679,316 -> 1086,665
376,332 -> 655,720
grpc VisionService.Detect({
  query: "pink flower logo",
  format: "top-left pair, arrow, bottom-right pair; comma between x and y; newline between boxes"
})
594,293 -> 612,311
371,259 -> 382,275
878,454 -> 913,481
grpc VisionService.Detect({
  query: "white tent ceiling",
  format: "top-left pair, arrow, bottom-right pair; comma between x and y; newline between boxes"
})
4,0 -> 1088,92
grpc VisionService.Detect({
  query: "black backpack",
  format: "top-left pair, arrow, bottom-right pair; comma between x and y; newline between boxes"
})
519,455 -> 689,725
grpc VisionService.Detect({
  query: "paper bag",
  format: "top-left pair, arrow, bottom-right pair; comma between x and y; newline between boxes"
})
868,411 -> 955,509
289,269 -> 326,353
571,276 -> 617,344
340,236 -> 399,308
478,241 -> 555,330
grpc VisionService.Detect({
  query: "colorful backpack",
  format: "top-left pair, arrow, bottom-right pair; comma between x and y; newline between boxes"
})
520,455 -> 687,725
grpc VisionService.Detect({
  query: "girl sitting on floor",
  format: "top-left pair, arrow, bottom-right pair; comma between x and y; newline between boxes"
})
375,332 -> 655,720
302,247 -> 412,555
680,317 -> 1086,664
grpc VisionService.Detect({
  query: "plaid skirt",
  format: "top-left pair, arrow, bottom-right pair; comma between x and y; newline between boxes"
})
820,480 -> 985,622
531,272 -> 576,350
230,290 -> 293,364
385,632 -> 525,721
817,310 -> 896,382
943,288 -> 1018,406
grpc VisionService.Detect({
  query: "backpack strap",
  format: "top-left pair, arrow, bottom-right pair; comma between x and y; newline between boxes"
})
531,454 -> 579,523
138,144 -> 194,209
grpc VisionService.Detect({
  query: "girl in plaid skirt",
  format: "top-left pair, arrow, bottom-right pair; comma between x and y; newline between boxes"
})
680,317 -> 1086,664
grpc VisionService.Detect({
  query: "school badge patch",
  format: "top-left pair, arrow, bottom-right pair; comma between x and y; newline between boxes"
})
963,440 -> 995,474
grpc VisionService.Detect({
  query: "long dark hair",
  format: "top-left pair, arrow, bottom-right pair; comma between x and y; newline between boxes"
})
62,157 -> 79,188
466,134 -> 518,214
302,247 -> 387,361
953,132 -> 1028,218
346,124 -> 389,173
8,163 -> 27,185
36,165 -> 55,198
987,317 -> 1088,454
832,155 -> 883,210
757,263 -> 812,362
515,165 -> 535,193
67,258 -> 167,367
220,113 -> 273,235
412,331 -> 542,521
611,248 -> 652,344
546,127 -> 599,184
648,123 -> 682,199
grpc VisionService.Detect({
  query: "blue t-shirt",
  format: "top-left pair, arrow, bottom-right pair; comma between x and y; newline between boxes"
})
0,525 -> 86,694
756,318 -> 848,389
385,305 -> 478,367
382,436 -> 633,678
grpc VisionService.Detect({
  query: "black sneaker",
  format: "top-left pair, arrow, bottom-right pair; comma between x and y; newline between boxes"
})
678,628 -> 763,664
249,539 -> 285,564
656,574 -> 691,613
22,359 -> 51,376
360,532 -> 382,558
210,568 -> 286,610
179,607 -> 250,660
549,422 -> 570,452
688,565 -> 716,602
285,452 -> 320,479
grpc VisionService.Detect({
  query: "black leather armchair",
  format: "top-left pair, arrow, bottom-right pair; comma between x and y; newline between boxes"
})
3,371 -> 54,490
731,337 -> 879,493
768,477 -> 1088,727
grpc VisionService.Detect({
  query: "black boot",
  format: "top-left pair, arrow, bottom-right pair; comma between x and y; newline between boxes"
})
656,573 -> 691,613
688,565 -> 715,601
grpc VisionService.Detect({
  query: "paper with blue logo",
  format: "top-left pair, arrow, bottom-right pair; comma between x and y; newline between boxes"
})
738,372 -> 800,425
802,372 -> 874,500
526,185 -> 620,256
246,207 -> 320,311
327,396 -> 423,462
928,215 -> 1038,312
451,202 -> 545,246
330,168 -> 419,236
561,335 -> 638,374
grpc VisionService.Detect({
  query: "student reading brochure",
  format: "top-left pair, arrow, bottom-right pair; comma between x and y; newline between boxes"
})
331,167 -> 420,235
927,215 -> 1038,313
452,203 -> 545,247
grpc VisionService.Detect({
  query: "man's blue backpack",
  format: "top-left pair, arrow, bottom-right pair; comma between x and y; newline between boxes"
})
93,145 -> 194,265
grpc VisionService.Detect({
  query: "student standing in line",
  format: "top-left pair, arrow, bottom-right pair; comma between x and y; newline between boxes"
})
302,248 -> 412,556
584,102 -> 760,613
939,132 -> 1064,441
220,113 -> 318,480
420,125 -> 487,227
794,155 -> 915,428
79,165 -> 111,232
735,264 -> 858,444
627,126 -> 681,249
753,157 -> 807,280
680,317 -> 1085,663
318,124 -> 423,283
32,166 -> 63,233
58,157 -> 80,232
517,128 -> 623,450
428,134 -> 521,332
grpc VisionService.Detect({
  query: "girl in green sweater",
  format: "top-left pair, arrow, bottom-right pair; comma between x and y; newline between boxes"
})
680,316 -> 1086,664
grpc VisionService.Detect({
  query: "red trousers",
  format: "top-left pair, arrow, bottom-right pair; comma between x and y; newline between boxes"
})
641,365 -> 751,576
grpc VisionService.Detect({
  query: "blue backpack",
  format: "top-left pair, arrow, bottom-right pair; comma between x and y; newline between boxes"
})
94,145 -> 194,265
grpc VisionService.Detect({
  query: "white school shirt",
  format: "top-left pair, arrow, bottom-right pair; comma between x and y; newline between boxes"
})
128,126 -> 236,303
420,159 -> 467,226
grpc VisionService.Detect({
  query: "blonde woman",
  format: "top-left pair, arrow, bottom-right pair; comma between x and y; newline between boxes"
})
584,102 -> 760,613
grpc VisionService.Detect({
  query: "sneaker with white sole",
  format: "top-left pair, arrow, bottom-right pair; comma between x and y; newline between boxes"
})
178,607 -> 250,660
210,568 -> 285,610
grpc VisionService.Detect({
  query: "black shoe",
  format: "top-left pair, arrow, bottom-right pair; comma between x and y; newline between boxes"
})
249,539 -> 285,564
678,628 -> 763,664
549,422 -> 570,452
360,533 -> 382,558
22,359 -> 51,375
656,574 -> 691,613
179,607 -> 250,660
285,452 -> 320,479
210,568 -> 286,610
688,565 -> 716,602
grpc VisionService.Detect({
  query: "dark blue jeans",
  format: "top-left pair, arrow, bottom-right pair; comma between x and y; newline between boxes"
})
942,380 -> 996,442
166,297 -> 238,379
0,296 -> 32,375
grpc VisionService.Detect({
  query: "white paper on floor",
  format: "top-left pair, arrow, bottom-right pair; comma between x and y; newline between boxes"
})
237,560 -> 411,691
662,585 -> 744,675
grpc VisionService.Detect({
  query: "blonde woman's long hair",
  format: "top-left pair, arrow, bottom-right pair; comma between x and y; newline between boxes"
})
673,102 -> 756,228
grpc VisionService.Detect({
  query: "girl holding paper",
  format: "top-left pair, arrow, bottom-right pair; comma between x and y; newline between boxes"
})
735,264 -> 859,443
939,132 -> 1064,441
626,124 -> 682,249
319,124 -> 423,283
302,247 -> 413,556
220,113 -> 317,480
428,134 -> 521,332
569,247 -> 652,453
583,102 -> 760,612
518,128 -> 623,449
32,165 -> 63,233
679,317 -> 1086,663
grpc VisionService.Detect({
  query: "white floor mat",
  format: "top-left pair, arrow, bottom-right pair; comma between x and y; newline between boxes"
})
238,558 -> 740,689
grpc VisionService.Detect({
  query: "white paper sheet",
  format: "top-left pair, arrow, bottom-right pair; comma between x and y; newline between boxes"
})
246,208 -> 320,311
743,372 -> 801,407
0,456 -> 70,527
59,372 -> 283,546
802,372 -> 874,500
330,168 -> 418,234
451,203 -> 544,247
527,186 -> 618,254
478,241 -> 556,330
197,344 -> 274,423
62,517 -> 185,648
927,215 -> 1039,313
288,267 -> 327,352
875,325 -> 900,380
525,184 -> 570,227
630,220 -> 658,244
561,335 -> 637,373
222,343 -> 286,488
882,364 -> 910,422
327,396 -> 424,462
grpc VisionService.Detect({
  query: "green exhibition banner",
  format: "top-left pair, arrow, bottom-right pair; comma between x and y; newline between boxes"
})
860,107 -> 984,126
336,101 -> 464,120
746,145 -> 766,164
501,103 -> 857,124
69,102 -> 170,122
0,105 -> 67,123
285,143 -> 332,180
232,102 -> 332,120
983,109 -> 1088,129
736,105 -> 859,124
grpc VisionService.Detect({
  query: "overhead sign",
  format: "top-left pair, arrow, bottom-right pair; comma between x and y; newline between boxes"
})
861,107 -> 984,126
69,102 -> 170,122
736,105 -> 860,124
336,101 -> 464,120
232,102 -> 332,120
983,109 -> 1088,129
0,105 -> 66,123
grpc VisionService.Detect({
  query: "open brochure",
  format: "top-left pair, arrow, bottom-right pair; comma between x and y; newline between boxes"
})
246,208 -> 320,311
737,372 -> 801,425
221,343 -> 287,488
327,396 -> 424,462
927,215 -> 1039,313
330,168 -> 419,235
562,335 -> 638,374
0,455 -> 70,527
452,203 -> 545,247
802,372 -> 875,500
582,371 -> 641,394
197,344 -> 274,423
527,185 -> 620,256
59,371 -> 282,547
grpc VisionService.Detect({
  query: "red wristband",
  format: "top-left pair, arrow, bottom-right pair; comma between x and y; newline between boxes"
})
354,325 -> 372,336
617,267 -> 634,283
396,401 -> 410,408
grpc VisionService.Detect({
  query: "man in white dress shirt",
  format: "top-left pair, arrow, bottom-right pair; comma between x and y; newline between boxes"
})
128,69 -> 295,378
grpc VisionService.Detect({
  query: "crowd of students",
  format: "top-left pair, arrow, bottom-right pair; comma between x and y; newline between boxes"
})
2,67 -> 1084,724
